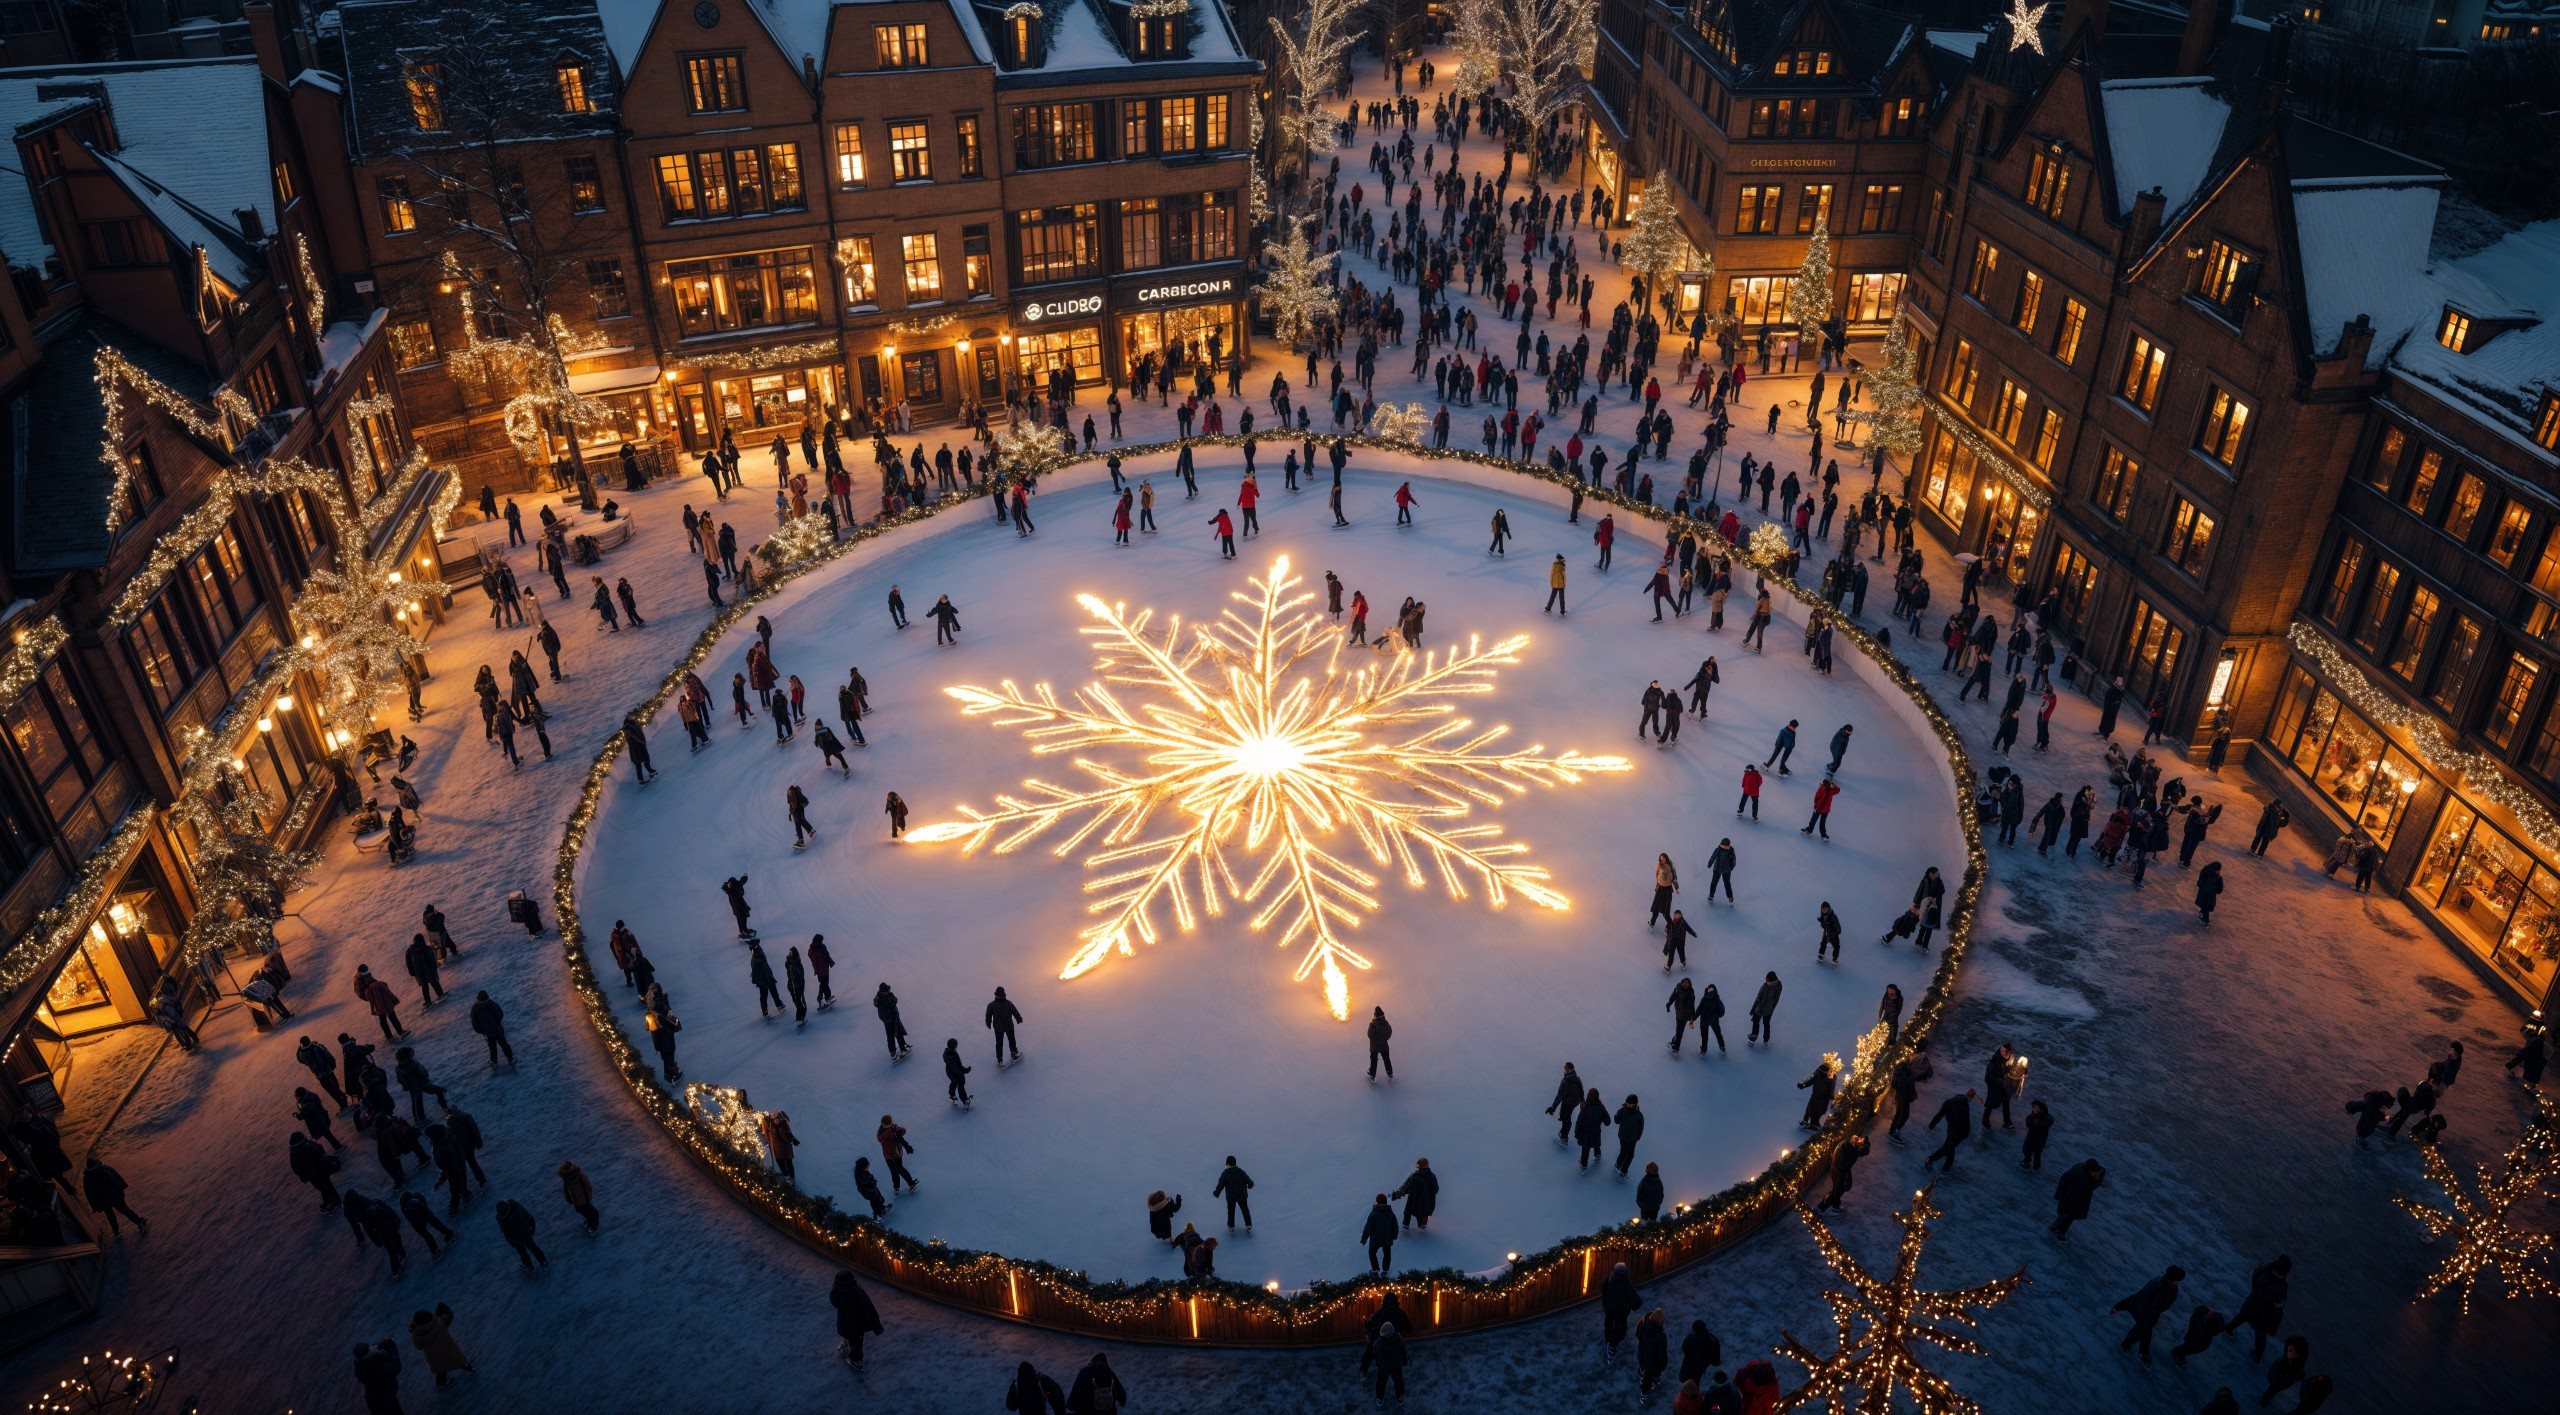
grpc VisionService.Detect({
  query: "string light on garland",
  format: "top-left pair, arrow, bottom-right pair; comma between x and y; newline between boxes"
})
168,762 -> 318,966
1365,401 -> 1431,446
685,1082 -> 773,1166
1776,1187 -> 2025,1414
294,233 -> 327,340
1749,521 -> 1791,564
697,337 -> 845,375
0,615 -> 71,709
94,347 -> 257,535
1129,0 -> 1190,16
25,1346 -> 182,1414
907,556 -> 1628,1019
1922,397 -> 2051,510
546,436 -> 1992,1341
2394,1102 -> 2560,1316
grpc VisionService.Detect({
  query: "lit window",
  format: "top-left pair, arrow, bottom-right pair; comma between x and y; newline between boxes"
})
2354,561 -> 2402,654
1162,96 -> 1198,153
388,319 -> 437,369
834,123 -> 867,185
556,62 -> 593,114
2405,450 -> 2443,514
2013,269 -> 2043,334
2489,500 -> 2534,568
2032,408 -> 2062,469
841,236 -> 877,305
957,115 -> 983,178
2024,151 -> 2070,218
903,232 -> 942,300
2442,472 -> 2487,542
2163,497 -> 2216,577
2197,239 -> 2254,310
2390,586 -> 2441,681
564,155 -> 603,212
2319,538 -> 2365,623
1943,338 -> 1979,406
1992,379 -> 2028,442
2093,446 -> 2138,521
2195,384 -> 2251,465
2053,298 -> 2087,365
376,176 -> 416,233
2536,392 -> 2560,452
890,122 -> 931,181
1966,239 -> 1998,300
2119,333 -> 2167,412
2437,308 -> 2472,351
683,54 -> 745,114
876,23 -> 928,68
2484,653 -> 2539,749
1795,183 -> 1833,234
404,61 -> 444,130
585,259 -> 630,319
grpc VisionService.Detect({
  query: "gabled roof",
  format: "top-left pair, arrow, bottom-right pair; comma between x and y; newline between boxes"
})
0,58 -> 274,277
2386,219 -> 2560,456
9,315 -> 206,574
1671,0 -> 1918,92
2098,76 -> 2231,219
92,148 -> 266,289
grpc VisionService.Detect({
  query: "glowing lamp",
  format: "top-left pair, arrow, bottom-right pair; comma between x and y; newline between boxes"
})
255,717 -> 273,733
275,694 -> 294,711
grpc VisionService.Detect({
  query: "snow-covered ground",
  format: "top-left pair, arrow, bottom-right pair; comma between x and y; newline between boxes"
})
6,43 -> 2556,1415
576,455 -> 1966,1284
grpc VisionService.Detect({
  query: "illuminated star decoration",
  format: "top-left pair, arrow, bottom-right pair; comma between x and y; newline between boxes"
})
909,558 -> 1628,1019
1366,401 -> 1432,446
2003,0 -> 2049,54
1776,1187 -> 2025,1415
2394,1098 -> 2560,1317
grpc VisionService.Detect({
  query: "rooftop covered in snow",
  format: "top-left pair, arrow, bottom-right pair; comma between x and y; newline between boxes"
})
0,58 -> 273,279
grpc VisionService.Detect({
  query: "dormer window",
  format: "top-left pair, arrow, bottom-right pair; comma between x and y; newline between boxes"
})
1010,12 -> 1036,64
2437,308 -> 2474,352
556,61 -> 593,113
403,60 -> 444,131
2195,239 -> 2257,316
2534,391 -> 2559,453
1770,48 -> 1833,75
1133,16 -> 1181,56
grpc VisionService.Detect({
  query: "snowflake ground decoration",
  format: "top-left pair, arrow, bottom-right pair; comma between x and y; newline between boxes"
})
908,558 -> 1628,1018
1777,1188 -> 2024,1415
2394,1105 -> 2560,1316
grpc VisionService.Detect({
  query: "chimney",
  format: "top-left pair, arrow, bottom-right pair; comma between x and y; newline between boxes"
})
244,2 -> 289,86
2334,313 -> 2375,371
2124,186 -> 2166,261
2259,13 -> 2295,84
235,207 -> 266,242
2176,0 -> 2223,76
803,54 -> 819,89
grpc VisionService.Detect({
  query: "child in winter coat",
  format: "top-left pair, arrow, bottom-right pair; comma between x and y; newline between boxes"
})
407,1304 -> 474,1387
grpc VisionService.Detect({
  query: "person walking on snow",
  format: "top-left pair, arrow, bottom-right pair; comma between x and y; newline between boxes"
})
985,986 -> 1023,1063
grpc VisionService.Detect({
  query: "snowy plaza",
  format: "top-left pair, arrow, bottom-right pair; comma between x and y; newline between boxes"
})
573,453 -> 1970,1285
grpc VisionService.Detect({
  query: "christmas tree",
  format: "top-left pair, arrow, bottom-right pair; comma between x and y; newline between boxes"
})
1785,217 -> 1835,332
1618,171 -> 1703,317
173,765 -> 318,967
1860,313 -> 1925,464
1255,218 -> 1339,350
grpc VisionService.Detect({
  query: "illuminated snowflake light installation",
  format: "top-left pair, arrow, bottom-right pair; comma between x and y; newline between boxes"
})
910,558 -> 1627,1018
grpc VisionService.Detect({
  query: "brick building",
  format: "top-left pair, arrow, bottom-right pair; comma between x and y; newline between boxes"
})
331,0 -> 1257,495
0,31 -> 443,1128
1592,0 -> 1952,333
1898,3 -> 2444,747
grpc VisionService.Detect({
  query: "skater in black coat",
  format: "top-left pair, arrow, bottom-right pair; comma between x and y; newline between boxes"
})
873,983 -> 912,1057
494,1198 -> 545,1270
1573,1087 -> 1613,1170
1361,1194 -> 1399,1272
1613,1096 -> 1646,1174
1666,978 -> 1699,1052
1637,1309 -> 1671,1395
985,987 -> 1024,1063
942,1039 -> 973,1106
2050,1159 -> 2104,1239
1546,1063 -> 1584,1139
351,1340 -> 404,1415
831,1271 -> 884,1371
783,948 -> 808,1026
720,875 -> 753,937
1213,1156 -> 1254,1229
1814,1135 -> 1867,1211
1679,1321 -> 1722,1384
1797,1060 -> 1838,1129
2229,1255 -> 2292,1359
290,1131 -> 343,1209
853,1158 -> 889,1217
1698,984 -> 1728,1053
298,1035 -> 348,1107
1391,1157 -> 1439,1227
403,935 -> 444,1005
747,941 -> 782,1018
1637,1161 -> 1665,1221
294,1088 -> 342,1150
1600,1262 -> 1642,1355
2196,860 -> 2225,925
1147,1189 -> 1183,1239
1066,1355 -> 1125,1414
2021,1100 -> 2053,1169
1005,1361 -> 1066,1414
2112,1266 -> 2185,1364
1367,1006 -> 1394,1079
1922,1089 -> 1974,1172
468,992 -> 513,1065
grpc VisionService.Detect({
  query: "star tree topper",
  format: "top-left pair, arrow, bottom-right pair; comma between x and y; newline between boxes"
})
1776,1188 -> 2025,1415
909,558 -> 1628,1018
2003,0 -> 2049,54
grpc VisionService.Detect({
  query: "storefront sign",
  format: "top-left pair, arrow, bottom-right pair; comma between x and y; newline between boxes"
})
1017,292 -> 1105,324
1128,274 -> 1239,306
1747,157 -> 1839,170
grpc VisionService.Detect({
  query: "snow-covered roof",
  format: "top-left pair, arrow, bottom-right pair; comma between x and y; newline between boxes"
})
2294,182 -> 2443,367
0,59 -> 272,277
2388,220 -> 2560,455
92,147 -> 266,288
594,0 -> 667,77
1926,27 -> 1986,57
2098,76 -> 2230,220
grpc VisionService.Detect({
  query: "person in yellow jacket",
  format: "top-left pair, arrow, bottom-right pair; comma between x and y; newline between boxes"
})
1545,554 -> 1568,614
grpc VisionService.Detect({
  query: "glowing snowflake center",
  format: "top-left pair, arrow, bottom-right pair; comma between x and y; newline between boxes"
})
1231,733 -> 1311,778
908,556 -> 1628,1018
